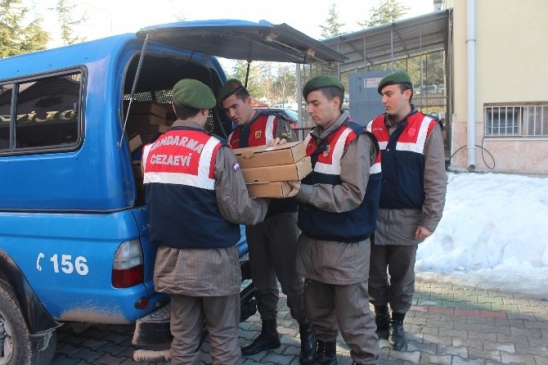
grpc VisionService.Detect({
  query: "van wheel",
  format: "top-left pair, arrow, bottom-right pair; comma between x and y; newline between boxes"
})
0,280 -> 57,365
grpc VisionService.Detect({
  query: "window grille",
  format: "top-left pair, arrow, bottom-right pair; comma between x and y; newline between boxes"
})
484,103 -> 548,137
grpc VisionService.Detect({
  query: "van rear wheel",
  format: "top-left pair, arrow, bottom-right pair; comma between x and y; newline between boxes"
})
0,280 -> 56,365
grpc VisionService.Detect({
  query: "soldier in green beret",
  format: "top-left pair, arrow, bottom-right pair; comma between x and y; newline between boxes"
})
287,75 -> 381,364
367,70 -> 447,351
142,78 -> 269,364
217,79 -> 315,363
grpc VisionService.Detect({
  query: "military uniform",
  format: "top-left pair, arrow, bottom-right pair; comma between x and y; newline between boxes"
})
217,79 -> 313,361
227,111 -> 307,326
366,70 -> 447,352
143,79 -> 268,365
295,110 -> 381,365
367,110 -> 447,314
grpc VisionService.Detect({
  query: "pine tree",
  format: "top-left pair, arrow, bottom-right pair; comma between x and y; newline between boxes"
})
54,0 -> 87,46
358,0 -> 409,28
320,3 -> 345,39
0,0 -> 49,58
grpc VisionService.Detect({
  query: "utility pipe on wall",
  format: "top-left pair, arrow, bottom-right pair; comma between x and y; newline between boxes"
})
466,0 -> 476,170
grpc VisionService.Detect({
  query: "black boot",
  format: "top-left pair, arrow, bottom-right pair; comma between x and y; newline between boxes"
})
298,323 -> 316,365
374,305 -> 390,339
241,319 -> 281,356
389,312 -> 407,351
313,340 -> 337,365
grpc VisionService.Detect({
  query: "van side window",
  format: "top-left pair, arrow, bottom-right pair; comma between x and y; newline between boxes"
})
0,83 -> 14,150
0,72 -> 81,153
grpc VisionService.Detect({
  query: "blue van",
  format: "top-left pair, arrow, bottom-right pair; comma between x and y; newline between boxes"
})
0,19 -> 345,364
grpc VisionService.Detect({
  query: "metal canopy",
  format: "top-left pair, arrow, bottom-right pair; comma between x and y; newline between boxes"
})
137,19 -> 348,65
322,9 -> 451,74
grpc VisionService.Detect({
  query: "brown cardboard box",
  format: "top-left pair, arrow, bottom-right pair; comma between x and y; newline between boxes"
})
241,156 -> 312,183
128,134 -> 143,153
129,101 -> 167,119
246,182 -> 292,198
129,114 -> 166,126
233,141 -> 306,169
126,115 -> 166,145
158,125 -> 170,133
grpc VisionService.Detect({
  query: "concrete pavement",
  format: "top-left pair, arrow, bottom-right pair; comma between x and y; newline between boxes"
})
51,275 -> 548,364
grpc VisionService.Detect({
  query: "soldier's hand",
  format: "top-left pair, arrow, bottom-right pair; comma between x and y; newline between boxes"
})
415,226 -> 432,240
267,137 -> 287,146
286,180 -> 301,198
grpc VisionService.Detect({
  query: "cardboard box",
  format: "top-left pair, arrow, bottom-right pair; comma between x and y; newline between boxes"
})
126,115 -> 166,144
158,125 -> 170,133
129,102 -> 167,119
233,141 -> 307,169
128,134 -> 143,153
246,181 -> 292,198
129,114 -> 166,126
241,156 -> 312,183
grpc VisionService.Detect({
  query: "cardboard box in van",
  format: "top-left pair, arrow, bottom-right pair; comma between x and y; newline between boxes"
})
233,141 -> 307,169
129,102 -> 167,120
129,134 -> 143,153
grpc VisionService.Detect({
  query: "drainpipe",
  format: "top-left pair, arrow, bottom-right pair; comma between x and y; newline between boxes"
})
466,0 -> 476,170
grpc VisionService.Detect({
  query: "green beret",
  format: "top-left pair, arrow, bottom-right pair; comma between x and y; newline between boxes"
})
172,79 -> 216,109
377,70 -> 413,94
216,79 -> 244,106
302,75 -> 344,99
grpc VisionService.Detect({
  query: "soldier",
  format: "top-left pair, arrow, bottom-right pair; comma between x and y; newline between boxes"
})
143,79 -> 269,364
367,70 -> 447,351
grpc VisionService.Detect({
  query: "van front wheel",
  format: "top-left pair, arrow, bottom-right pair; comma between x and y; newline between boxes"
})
0,280 -> 57,365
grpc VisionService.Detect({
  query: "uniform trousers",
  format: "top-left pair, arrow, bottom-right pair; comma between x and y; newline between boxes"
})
304,279 -> 379,364
368,244 -> 418,314
245,211 -> 307,322
169,293 -> 241,365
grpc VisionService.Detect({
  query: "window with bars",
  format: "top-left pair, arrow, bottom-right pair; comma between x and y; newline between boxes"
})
484,104 -> 548,137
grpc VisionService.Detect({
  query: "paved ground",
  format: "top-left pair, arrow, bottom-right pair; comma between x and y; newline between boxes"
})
51,275 -> 548,364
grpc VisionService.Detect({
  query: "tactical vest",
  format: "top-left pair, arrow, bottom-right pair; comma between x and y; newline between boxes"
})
298,120 -> 381,243
228,114 -> 277,148
143,126 -> 240,249
367,112 -> 438,209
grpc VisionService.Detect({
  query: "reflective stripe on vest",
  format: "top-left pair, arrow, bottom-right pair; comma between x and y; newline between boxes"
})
143,131 -> 219,190
367,114 -> 435,155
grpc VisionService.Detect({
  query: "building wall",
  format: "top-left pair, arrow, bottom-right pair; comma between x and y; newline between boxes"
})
451,0 -> 548,174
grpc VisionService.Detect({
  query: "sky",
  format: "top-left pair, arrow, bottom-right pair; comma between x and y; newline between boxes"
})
23,0 -> 438,48
416,172 -> 548,301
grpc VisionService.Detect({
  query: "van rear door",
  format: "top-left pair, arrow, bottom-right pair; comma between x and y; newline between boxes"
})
136,19 -> 347,64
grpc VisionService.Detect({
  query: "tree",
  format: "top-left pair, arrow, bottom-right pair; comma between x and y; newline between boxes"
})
227,60 -> 268,99
358,0 -> 409,28
54,0 -> 87,45
319,3 -> 345,39
270,64 -> 297,106
0,0 -> 49,58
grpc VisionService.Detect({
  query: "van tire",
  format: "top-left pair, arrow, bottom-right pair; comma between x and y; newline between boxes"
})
0,280 -> 57,365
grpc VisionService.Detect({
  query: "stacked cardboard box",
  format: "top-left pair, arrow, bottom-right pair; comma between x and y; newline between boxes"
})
126,101 -> 170,145
233,141 -> 313,198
